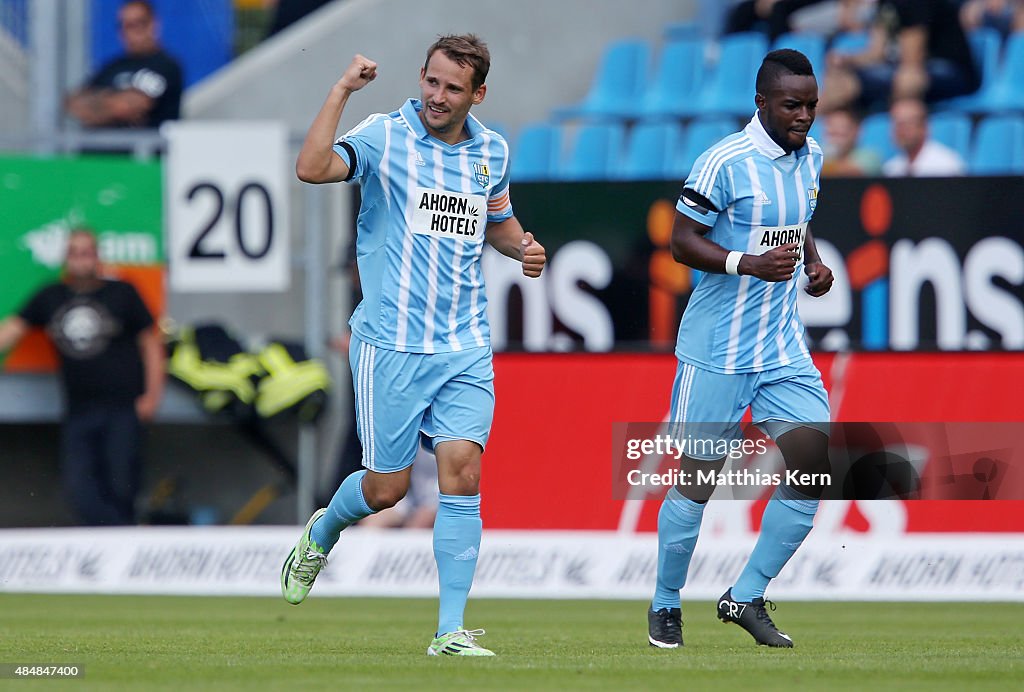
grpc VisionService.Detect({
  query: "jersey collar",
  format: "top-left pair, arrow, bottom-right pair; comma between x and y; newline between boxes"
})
400,98 -> 483,145
744,111 -> 807,160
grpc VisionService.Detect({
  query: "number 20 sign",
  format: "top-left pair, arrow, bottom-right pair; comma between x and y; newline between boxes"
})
164,121 -> 290,292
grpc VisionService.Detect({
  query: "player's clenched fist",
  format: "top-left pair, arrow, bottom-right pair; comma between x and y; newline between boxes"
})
741,242 -> 800,282
520,232 -> 546,278
337,54 -> 378,92
803,260 -> 834,296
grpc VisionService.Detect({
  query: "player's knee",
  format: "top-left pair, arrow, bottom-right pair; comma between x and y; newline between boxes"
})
446,463 -> 480,495
362,480 -> 409,511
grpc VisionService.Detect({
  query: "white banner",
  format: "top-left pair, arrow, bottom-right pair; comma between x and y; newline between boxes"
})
163,121 -> 290,292
0,528 -> 1022,600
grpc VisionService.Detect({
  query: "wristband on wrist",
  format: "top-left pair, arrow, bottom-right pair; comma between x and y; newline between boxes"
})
725,251 -> 743,276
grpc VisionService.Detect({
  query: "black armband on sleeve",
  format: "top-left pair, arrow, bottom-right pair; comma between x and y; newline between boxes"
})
679,188 -> 719,215
337,140 -> 357,182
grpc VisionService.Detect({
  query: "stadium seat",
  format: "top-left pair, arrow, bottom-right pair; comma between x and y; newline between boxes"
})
553,39 -> 650,121
673,118 -> 737,178
829,31 -> 869,55
938,28 -> 1003,113
619,120 -> 685,180
698,33 -> 769,117
929,112 -> 973,162
858,112 -> 896,164
975,32 -> 1024,112
771,32 -> 826,81
969,115 -> 1024,174
664,21 -> 700,41
560,122 -> 627,181
513,123 -> 562,182
638,37 -> 706,119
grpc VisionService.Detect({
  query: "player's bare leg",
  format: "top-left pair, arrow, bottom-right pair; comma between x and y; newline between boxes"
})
427,439 -> 493,656
281,468 -> 410,605
720,426 -> 829,646
649,454 -> 726,648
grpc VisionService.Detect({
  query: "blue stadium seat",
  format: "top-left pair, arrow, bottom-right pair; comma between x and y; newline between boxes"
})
553,39 -> 650,121
976,32 -> 1024,112
619,121 -> 685,180
698,33 -> 769,117
938,28 -> 1003,113
664,21 -> 700,41
929,112 -> 973,161
829,31 -> 869,55
858,112 -> 896,164
970,115 -> 1024,174
673,119 -> 737,178
513,123 -> 562,182
638,38 -> 706,119
771,32 -> 826,81
560,122 -> 627,180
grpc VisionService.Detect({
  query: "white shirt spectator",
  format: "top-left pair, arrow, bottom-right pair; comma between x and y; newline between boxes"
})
883,140 -> 966,177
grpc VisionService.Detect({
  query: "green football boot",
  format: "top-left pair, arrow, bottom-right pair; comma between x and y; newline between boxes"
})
426,629 -> 495,657
281,508 -> 328,605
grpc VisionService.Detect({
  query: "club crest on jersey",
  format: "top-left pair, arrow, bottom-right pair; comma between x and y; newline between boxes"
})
807,186 -> 818,211
473,163 -> 490,187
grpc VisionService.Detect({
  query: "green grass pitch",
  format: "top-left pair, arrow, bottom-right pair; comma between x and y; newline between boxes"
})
1,595 -> 1021,690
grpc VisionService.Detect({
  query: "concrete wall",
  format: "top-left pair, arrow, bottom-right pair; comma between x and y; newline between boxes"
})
185,0 -> 697,139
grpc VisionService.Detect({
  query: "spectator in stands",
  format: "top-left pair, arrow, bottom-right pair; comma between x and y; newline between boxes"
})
820,0 -> 980,113
0,228 -> 165,525
960,0 -> 1024,40
821,107 -> 883,175
723,0 -> 874,39
65,0 -> 182,128
882,97 -> 965,175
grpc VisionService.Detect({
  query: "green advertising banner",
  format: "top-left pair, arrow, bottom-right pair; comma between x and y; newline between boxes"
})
0,155 -> 163,368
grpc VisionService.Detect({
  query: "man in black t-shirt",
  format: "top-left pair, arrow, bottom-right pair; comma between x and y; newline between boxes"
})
0,229 -> 166,525
820,0 -> 980,113
65,0 -> 182,128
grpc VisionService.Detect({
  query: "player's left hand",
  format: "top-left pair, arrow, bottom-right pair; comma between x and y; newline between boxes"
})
804,261 -> 833,296
521,232 -> 546,278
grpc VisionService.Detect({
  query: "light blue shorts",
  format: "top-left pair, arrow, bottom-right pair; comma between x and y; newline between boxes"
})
669,358 -> 830,460
349,333 -> 495,473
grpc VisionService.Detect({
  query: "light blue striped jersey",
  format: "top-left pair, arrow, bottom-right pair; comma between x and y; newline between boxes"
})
334,98 -> 513,353
675,112 -> 823,374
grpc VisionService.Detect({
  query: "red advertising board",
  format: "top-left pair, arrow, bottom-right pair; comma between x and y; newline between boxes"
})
482,352 -> 1024,533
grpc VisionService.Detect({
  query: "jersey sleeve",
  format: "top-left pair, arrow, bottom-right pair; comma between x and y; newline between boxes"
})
676,147 -> 736,228
119,282 -> 155,336
487,138 -> 514,223
87,60 -> 117,89
332,114 -> 387,183
18,285 -> 56,327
